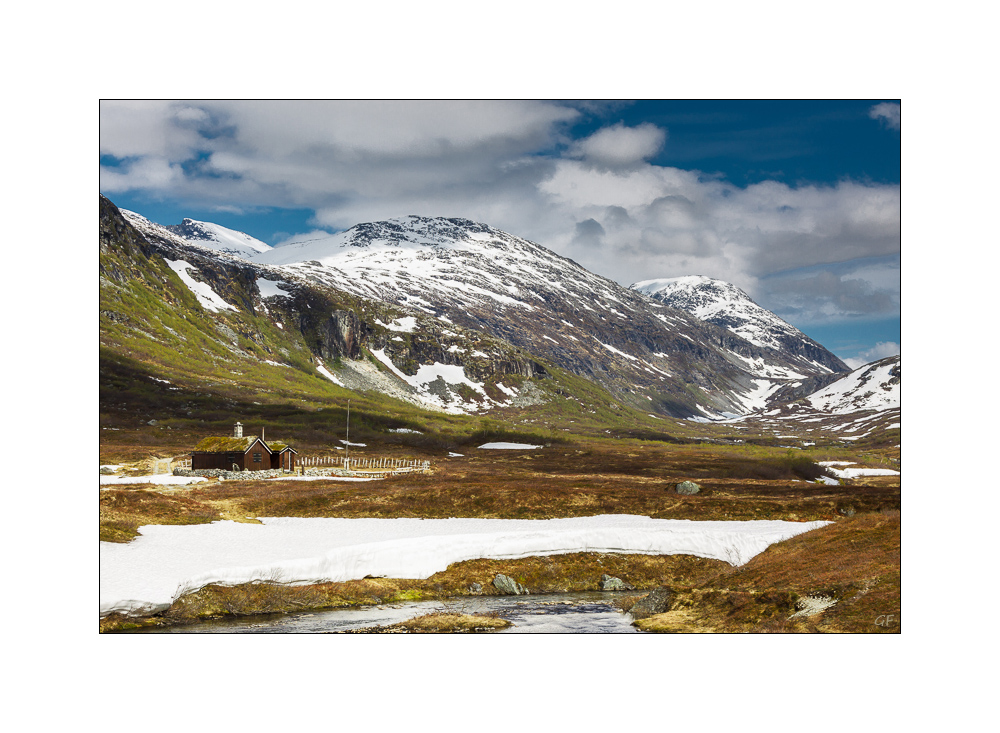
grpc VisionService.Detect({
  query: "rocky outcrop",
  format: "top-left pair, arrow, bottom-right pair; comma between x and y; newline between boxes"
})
319,309 -> 364,360
493,574 -> 529,595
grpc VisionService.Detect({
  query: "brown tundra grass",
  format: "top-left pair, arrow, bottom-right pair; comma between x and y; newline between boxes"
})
100,441 -> 900,633
633,510 -> 901,633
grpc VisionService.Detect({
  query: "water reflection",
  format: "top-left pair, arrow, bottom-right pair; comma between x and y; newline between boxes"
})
133,591 -> 645,633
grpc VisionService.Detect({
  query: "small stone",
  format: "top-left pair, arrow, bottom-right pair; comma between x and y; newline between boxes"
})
630,587 -> 674,619
469,582 -> 482,594
676,480 -> 701,495
493,574 -> 528,595
599,574 -> 636,591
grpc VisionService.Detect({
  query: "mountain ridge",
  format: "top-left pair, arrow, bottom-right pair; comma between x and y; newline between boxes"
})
246,214 -> 848,417
102,198 -> 888,425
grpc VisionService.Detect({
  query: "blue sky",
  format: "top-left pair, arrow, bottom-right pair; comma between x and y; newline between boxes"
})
100,100 -> 900,368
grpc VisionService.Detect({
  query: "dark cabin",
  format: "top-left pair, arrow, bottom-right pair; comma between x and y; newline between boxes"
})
191,422 -> 290,471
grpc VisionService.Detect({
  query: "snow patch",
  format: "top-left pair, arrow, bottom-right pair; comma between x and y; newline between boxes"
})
316,362 -> 345,387
257,278 -> 291,299
375,316 -> 417,333
100,515 -> 830,616
100,473 -> 207,486
166,260 -> 235,312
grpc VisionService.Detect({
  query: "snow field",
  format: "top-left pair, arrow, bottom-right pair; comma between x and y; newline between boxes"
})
99,515 -> 830,616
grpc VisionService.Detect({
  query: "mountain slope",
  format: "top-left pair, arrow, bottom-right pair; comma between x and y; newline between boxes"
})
104,201 -> 864,423
102,197 -> 566,423
250,216 -> 842,417
631,275 -> 847,375
805,355 -> 899,414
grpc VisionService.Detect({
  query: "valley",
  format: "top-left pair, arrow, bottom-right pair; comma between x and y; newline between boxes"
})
99,194 -> 900,633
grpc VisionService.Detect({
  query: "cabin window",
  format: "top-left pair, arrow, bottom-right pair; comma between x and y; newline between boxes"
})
253,452 -> 262,462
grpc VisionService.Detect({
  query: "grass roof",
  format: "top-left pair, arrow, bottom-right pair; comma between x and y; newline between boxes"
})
193,436 -> 265,453
192,436 -> 296,453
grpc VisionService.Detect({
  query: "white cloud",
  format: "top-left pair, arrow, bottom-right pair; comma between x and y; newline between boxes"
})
100,100 -> 212,159
567,122 -> 666,168
99,155 -> 182,191
844,341 -> 900,369
869,102 -> 901,130
98,101 -> 900,329
535,159 -> 899,308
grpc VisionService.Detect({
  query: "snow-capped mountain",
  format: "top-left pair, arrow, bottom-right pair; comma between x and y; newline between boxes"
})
105,201 -> 860,419
249,216 -> 846,417
122,210 -> 271,259
631,275 -> 847,375
102,199 -> 552,417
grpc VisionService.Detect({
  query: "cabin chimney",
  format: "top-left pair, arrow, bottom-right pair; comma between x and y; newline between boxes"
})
234,422 -> 243,438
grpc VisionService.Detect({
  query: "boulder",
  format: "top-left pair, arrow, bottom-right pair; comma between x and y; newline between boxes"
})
100,467 -> 117,475
469,582 -> 483,594
493,574 -> 528,595
598,574 -> 636,591
676,480 -> 701,495
630,587 -> 674,619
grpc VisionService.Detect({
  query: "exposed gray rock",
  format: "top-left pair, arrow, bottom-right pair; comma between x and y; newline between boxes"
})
469,583 -> 483,594
100,467 -> 117,475
493,574 -> 528,595
676,480 -> 701,495
630,587 -> 674,619
599,574 -> 635,591
319,309 -> 364,361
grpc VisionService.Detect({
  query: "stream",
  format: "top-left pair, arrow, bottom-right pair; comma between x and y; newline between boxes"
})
129,591 -> 647,633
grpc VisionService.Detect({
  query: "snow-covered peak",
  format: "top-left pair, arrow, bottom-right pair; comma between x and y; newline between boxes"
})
250,215 -> 620,318
120,209 -> 272,260
165,218 -> 272,258
633,275 -> 769,324
254,215 -> 546,266
630,275 -> 847,374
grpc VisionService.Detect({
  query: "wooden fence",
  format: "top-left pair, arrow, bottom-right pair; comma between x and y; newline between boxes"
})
300,456 -> 430,471
171,455 -> 430,473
